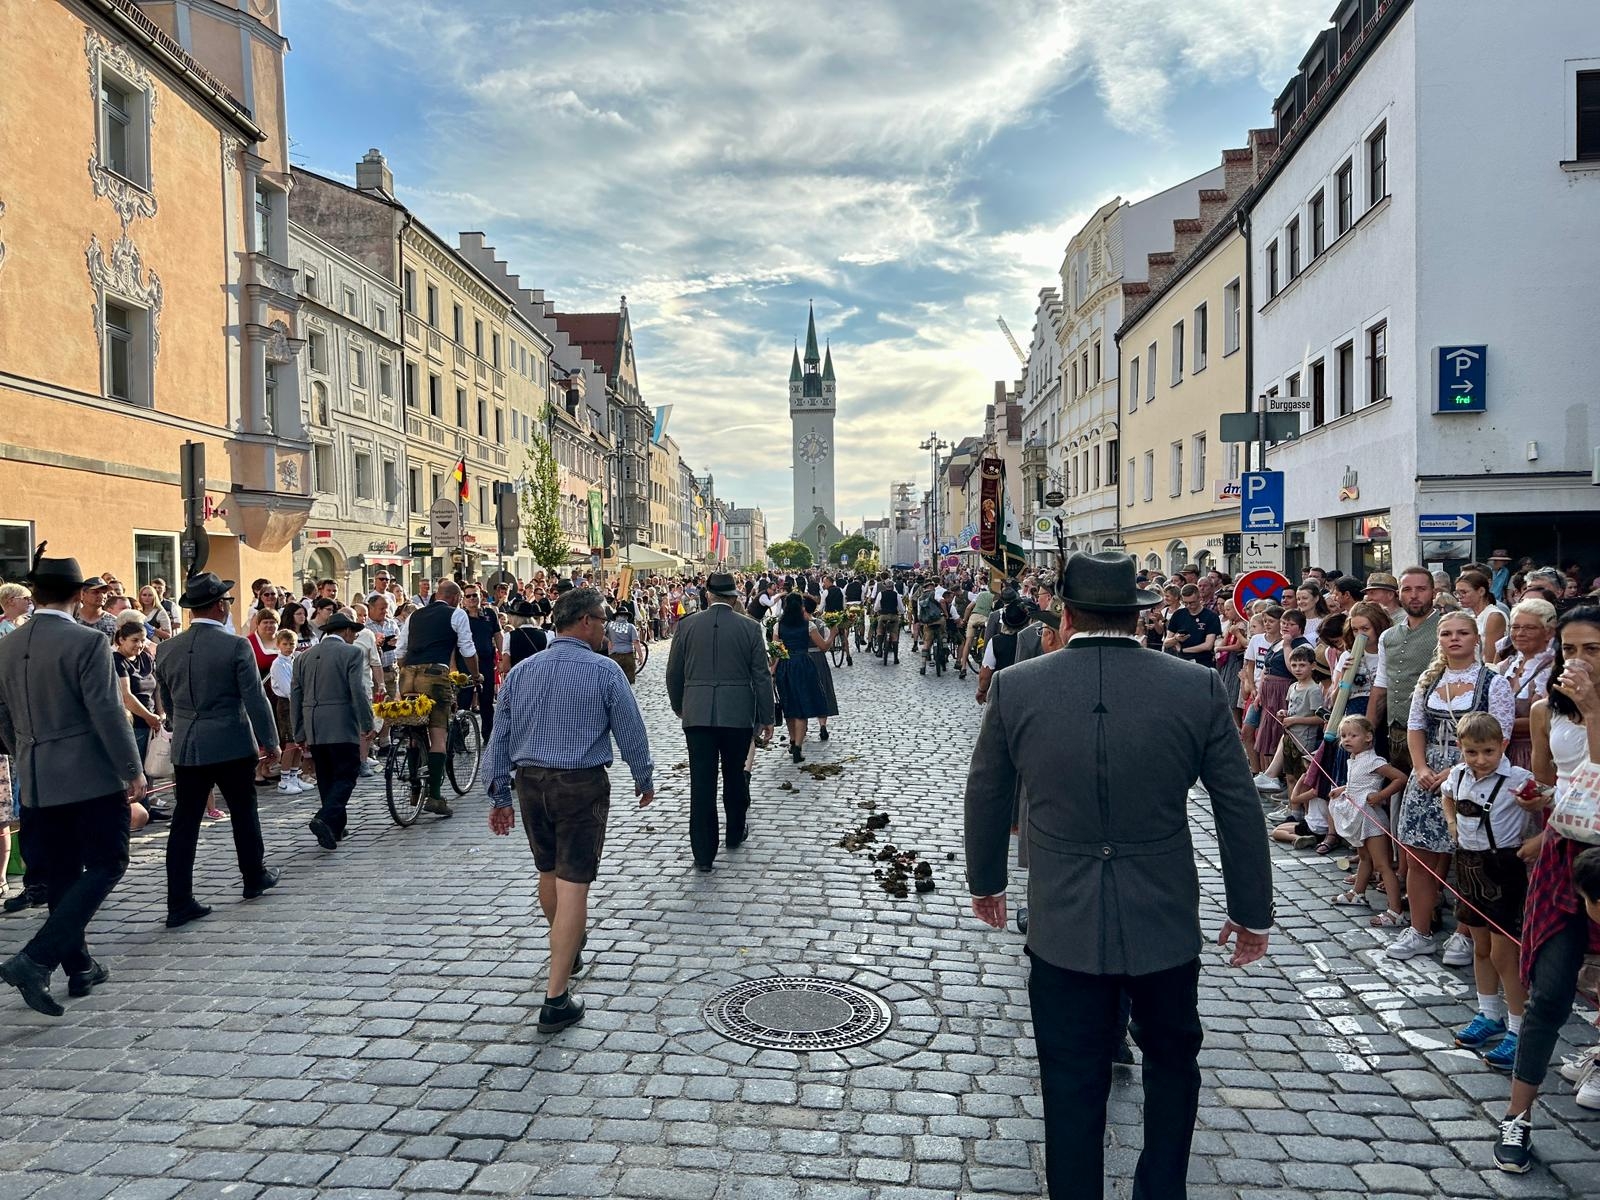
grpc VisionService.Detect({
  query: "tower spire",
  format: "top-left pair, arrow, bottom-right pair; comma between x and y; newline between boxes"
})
790,343 -> 802,383
822,341 -> 835,383
804,302 -> 820,364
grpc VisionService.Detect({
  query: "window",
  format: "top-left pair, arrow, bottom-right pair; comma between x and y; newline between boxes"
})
354,450 -> 373,500
1310,359 -> 1326,427
1171,322 -> 1184,385
1368,321 -> 1388,403
1286,217 -> 1301,279
404,362 -> 418,408
492,332 -> 501,370
306,330 -> 326,373
1580,71 -> 1600,161
104,299 -> 132,401
379,360 -> 394,398
428,373 -> 441,418
1126,457 -> 1136,506
1107,440 -> 1118,486
1266,241 -> 1279,298
1169,442 -> 1183,497
431,472 -> 442,503
494,408 -> 504,443
0,521 -> 33,583
98,75 -> 148,187
312,442 -> 335,494
1367,122 -> 1387,206
1146,344 -> 1157,400
1335,340 -> 1355,418
1081,352 -> 1089,392
477,397 -> 487,436
1193,303 -> 1207,372
1310,191 -> 1326,257
1224,279 -> 1240,354
478,485 -> 488,524
426,285 -> 439,328
1070,358 -> 1078,400
1128,356 -> 1140,412
1070,455 -> 1079,497
456,386 -> 468,428
1336,160 -> 1354,234
453,304 -> 465,345
408,467 -> 421,512
1191,434 -> 1206,492
263,364 -> 279,431
1091,341 -> 1101,384
374,305 -> 387,335
383,459 -> 399,506
1092,445 -> 1101,489
1142,451 -> 1154,502
350,346 -> 366,389
343,288 -> 358,317
132,532 -> 177,592
403,269 -> 416,314
302,268 -> 318,300
474,318 -> 484,358
254,185 -> 277,258
1226,442 -> 1240,483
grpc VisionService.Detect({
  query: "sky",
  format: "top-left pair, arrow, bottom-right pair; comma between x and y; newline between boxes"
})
283,0 -> 1336,541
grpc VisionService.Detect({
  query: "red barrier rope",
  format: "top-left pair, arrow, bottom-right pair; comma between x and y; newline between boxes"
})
1253,696 -> 1528,948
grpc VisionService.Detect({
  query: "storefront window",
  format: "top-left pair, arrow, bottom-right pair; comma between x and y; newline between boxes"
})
133,531 -> 177,590
0,522 -> 34,583
1336,513 -> 1392,579
1285,524 -> 1310,582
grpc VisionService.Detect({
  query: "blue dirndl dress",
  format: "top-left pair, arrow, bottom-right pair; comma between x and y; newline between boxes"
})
774,620 -> 831,720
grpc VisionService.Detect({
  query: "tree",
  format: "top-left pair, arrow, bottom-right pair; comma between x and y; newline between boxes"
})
827,534 -> 875,567
767,539 -> 813,570
520,432 -> 570,572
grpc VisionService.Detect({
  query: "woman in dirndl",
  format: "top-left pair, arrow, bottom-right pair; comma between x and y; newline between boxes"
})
772,593 -> 838,764
801,594 -> 839,741
1388,611 -> 1514,961
1496,597 -> 1557,770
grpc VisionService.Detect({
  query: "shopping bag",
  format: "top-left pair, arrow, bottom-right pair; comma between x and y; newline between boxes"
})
143,727 -> 173,778
1548,760 -> 1600,846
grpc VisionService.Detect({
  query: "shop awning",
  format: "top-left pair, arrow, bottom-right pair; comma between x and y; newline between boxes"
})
356,554 -> 412,567
620,544 -> 683,570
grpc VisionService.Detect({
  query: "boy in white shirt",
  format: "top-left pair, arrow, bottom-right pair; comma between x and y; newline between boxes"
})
269,630 -> 307,794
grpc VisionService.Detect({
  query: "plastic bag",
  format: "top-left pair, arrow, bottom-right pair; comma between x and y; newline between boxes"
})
1548,761 -> 1600,846
143,726 -> 173,778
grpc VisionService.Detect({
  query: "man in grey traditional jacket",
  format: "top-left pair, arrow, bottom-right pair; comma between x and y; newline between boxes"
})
965,552 -> 1273,1199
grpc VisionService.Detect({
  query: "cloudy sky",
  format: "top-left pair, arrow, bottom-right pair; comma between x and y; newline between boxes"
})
285,0 -> 1332,540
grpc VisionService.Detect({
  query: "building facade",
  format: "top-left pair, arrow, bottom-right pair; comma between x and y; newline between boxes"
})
789,305 -> 840,563
0,0 -> 309,589
1018,287 -> 1064,530
288,220 -> 406,593
1250,0 -> 1600,577
726,506 -> 766,569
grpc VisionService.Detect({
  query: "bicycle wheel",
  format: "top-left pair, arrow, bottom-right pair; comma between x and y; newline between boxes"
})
446,710 -> 482,794
636,641 -> 649,671
934,639 -> 947,676
830,636 -> 846,667
385,732 -> 425,827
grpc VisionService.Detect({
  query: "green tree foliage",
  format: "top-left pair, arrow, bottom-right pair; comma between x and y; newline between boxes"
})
827,534 -> 875,566
767,539 -> 813,570
520,432 -> 570,572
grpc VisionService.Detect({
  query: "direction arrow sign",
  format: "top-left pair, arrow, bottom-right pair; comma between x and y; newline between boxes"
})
1233,568 -> 1294,621
429,497 -> 461,550
1240,533 -> 1284,574
1418,512 -> 1475,536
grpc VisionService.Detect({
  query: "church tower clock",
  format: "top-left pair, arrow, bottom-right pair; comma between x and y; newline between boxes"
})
790,304 -> 841,562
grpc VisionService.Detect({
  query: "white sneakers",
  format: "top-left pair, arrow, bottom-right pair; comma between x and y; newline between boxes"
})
1252,773 -> 1283,792
277,775 -> 305,794
1440,929 -> 1475,967
1562,1046 -> 1600,1110
1385,927 -> 1437,960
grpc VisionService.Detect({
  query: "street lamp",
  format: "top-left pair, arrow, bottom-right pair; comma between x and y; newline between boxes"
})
919,432 -> 949,569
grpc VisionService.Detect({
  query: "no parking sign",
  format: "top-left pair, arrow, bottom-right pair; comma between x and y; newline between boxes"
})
1232,568 -> 1293,620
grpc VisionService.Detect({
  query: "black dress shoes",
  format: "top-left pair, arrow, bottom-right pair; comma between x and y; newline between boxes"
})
726,826 -> 748,850
242,866 -> 281,900
308,816 -> 337,850
67,960 -> 110,998
537,994 -> 586,1033
166,898 -> 212,929
0,952 -> 64,1016
3,887 -> 47,913
694,861 -> 715,872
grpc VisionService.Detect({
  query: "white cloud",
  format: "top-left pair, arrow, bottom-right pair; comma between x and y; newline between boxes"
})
298,0 -> 1331,538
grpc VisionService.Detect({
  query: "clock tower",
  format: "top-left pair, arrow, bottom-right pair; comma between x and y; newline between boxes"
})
790,304 -> 842,563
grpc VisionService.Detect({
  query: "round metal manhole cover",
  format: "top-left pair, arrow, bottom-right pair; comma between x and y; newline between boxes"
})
703,976 -> 894,1051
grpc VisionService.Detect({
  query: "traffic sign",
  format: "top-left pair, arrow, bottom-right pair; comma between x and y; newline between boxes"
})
1033,517 -> 1053,536
1233,569 -> 1293,620
1043,489 -> 1065,508
938,543 -> 951,556
1240,533 -> 1284,573
429,497 -> 461,550
1434,345 -> 1487,414
1240,471 -> 1285,534
1418,512 -> 1475,536
1267,395 -> 1312,412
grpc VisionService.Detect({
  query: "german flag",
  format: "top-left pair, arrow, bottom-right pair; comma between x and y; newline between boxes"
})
452,457 -> 468,501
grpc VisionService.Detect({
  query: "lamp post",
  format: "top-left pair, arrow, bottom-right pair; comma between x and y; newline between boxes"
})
919,432 -> 949,570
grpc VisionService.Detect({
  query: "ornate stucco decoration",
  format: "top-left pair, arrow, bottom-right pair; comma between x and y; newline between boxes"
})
86,234 -> 164,364
256,257 -> 297,297
277,457 -> 301,492
85,29 -> 158,230
264,319 -> 294,363
222,134 -> 244,176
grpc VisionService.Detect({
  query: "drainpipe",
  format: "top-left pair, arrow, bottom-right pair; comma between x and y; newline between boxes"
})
1235,204 -> 1255,472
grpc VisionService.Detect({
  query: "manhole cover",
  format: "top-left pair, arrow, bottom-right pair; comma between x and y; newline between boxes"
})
703,976 -> 894,1051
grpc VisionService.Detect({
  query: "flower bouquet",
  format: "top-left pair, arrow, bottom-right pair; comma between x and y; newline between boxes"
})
374,694 -> 435,726
766,641 -> 789,661
448,670 -> 472,686
821,611 -> 847,629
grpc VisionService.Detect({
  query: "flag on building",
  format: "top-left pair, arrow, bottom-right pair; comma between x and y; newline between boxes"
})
452,458 -> 468,501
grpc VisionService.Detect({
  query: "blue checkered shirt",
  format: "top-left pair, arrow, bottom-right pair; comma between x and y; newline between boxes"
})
483,635 -> 655,807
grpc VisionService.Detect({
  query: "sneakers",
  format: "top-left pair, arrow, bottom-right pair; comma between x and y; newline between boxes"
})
1456,1014 -> 1507,1049
1252,773 -> 1283,792
1559,1045 -> 1599,1083
1484,1031 -> 1519,1071
1441,929 -> 1475,967
277,775 -> 304,795
1385,927 -> 1437,960
1493,1110 -> 1534,1173
358,760 -> 376,778
1578,1072 -> 1600,1111
1265,806 -> 1292,823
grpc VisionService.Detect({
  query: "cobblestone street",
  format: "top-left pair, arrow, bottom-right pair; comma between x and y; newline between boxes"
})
2,635 -> 1599,1199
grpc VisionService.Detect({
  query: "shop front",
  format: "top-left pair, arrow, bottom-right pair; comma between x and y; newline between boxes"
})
1124,514 -> 1240,580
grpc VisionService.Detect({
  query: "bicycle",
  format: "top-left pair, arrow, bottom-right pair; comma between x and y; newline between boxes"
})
829,610 -> 854,667
877,617 -> 900,665
446,697 -> 482,794
635,641 -> 650,672
384,694 -> 481,826
967,632 -> 987,674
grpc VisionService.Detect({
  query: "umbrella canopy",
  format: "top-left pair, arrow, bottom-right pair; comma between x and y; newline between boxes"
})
619,544 -> 684,570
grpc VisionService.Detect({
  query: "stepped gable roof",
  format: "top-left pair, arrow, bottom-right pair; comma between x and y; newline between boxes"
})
551,312 -> 621,381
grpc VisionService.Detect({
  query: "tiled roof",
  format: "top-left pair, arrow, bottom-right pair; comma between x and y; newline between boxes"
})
552,312 -> 621,381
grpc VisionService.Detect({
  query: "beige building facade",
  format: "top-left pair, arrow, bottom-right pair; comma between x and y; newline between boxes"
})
0,0 -> 309,590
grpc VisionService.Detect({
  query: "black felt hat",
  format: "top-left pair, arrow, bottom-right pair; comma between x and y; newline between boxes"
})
23,543 -> 86,588
177,572 -> 236,609
1058,553 -> 1163,614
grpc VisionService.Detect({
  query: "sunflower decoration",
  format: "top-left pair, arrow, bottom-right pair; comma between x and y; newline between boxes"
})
448,670 -> 471,686
766,641 -> 789,662
374,694 -> 435,723
821,611 -> 847,629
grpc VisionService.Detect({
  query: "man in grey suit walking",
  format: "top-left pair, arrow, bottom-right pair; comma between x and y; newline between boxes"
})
291,611 -> 375,851
0,551 -> 145,1015
155,574 -> 281,928
965,553 -> 1273,1199
665,573 -> 775,871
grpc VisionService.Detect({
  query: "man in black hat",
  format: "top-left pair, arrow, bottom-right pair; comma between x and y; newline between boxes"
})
964,552 -> 1273,1199
155,573 -> 281,928
665,573 -> 775,870
973,602 -> 1029,705
291,611 -> 374,850
0,548 -> 145,1015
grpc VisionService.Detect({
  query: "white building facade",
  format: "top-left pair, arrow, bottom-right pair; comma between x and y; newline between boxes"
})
1019,287 -> 1064,529
1251,0 -> 1600,577
288,221 -> 407,594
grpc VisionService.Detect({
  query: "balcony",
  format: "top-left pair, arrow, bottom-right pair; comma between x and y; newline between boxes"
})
453,346 -> 467,376
247,252 -> 297,302
404,313 -> 422,346
492,371 -> 506,396
426,329 -> 444,361
475,361 -> 488,384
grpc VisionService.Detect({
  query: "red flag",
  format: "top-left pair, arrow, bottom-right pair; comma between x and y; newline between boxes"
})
453,458 -> 468,501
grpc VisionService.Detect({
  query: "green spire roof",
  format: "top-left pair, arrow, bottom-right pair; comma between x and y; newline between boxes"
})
804,302 -> 820,363
822,343 -> 835,382
789,344 -> 802,382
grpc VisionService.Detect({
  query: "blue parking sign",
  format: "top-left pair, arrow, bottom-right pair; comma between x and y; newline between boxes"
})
1240,471 -> 1284,534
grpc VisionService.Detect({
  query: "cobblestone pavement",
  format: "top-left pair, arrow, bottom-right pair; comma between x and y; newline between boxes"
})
2,632 -> 1599,1199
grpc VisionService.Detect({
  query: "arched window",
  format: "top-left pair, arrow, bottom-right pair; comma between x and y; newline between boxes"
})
1167,541 -> 1188,576
1144,553 -> 1162,573
311,380 -> 329,426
